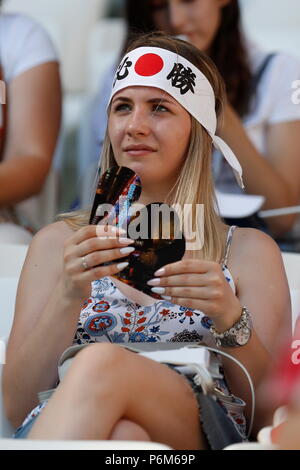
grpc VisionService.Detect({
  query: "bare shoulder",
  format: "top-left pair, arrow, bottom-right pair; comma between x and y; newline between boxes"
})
31,220 -> 74,251
230,227 -> 282,262
227,227 -> 286,289
25,221 -> 74,273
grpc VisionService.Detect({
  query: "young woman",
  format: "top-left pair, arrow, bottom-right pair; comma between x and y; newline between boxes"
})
0,3 -> 61,242
3,34 -> 291,450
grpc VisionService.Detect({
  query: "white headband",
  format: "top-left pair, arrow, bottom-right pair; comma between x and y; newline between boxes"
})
109,47 -> 244,188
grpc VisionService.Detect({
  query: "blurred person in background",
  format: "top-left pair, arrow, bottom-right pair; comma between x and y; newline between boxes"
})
0,0 -> 61,243
90,0 -> 300,246
257,318 -> 300,449
151,0 -> 300,244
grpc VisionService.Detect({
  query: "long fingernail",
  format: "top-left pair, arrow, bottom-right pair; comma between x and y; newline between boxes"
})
120,246 -> 135,255
147,278 -> 161,286
151,287 -> 166,294
161,296 -> 172,301
117,262 -> 129,270
154,268 -> 165,276
119,238 -> 135,245
112,226 -> 126,235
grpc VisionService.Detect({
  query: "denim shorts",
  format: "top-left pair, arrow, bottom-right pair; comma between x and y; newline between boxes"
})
13,401 -> 48,439
166,364 -> 247,450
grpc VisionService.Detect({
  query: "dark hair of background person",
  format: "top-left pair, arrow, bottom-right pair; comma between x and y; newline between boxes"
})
123,0 -> 158,50
210,0 -> 252,116
123,0 -> 252,117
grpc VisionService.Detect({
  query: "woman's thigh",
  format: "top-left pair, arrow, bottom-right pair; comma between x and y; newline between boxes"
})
39,343 -> 205,449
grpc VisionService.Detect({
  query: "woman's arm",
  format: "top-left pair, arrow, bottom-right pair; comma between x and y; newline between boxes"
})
148,228 -> 291,435
218,104 -> 300,236
0,62 -> 61,205
2,222 -> 135,429
219,228 -> 292,435
2,222 -> 83,428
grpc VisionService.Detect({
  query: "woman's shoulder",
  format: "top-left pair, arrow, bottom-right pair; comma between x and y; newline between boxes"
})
0,13 -> 58,83
19,221 -> 74,284
0,13 -> 47,41
228,227 -> 283,275
34,220 -> 74,243
0,12 -> 35,25
227,227 -> 286,292
246,38 -> 300,74
30,221 -> 74,257
231,226 -> 281,258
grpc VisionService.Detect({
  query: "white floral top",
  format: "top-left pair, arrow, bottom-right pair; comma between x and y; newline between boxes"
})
74,226 -> 237,347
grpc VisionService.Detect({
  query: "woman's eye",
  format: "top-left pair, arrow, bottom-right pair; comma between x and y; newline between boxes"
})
114,103 -> 131,112
153,104 -> 168,113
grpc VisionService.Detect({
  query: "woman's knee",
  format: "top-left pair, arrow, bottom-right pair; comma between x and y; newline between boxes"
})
63,343 -> 128,391
109,419 -> 151,442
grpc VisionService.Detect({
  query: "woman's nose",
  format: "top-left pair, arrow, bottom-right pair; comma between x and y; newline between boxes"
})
126,110 -> 150,137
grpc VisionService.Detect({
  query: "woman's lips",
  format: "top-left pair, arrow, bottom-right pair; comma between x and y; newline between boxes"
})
124,146 -> 157,157
125,149 -> 156,156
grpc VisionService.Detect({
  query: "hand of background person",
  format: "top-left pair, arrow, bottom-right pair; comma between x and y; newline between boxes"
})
216,100 -> 300,236
217,101 -> 239,137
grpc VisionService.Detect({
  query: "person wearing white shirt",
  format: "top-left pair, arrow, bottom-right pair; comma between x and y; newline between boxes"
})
0,8 -> 61,243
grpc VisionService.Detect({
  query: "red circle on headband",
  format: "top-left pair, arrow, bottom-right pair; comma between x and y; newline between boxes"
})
135,54 -> 164,76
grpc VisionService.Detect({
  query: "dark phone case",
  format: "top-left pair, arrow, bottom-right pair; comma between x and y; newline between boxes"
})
89,167 -> 185,299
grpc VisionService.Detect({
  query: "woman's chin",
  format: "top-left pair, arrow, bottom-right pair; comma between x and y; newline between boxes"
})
122,161 -> 149,178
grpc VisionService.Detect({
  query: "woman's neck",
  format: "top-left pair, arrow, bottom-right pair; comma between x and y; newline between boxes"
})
137,189 -> 170,206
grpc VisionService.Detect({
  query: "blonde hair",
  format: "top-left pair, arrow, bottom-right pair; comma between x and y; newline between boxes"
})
59,33 -> 227,262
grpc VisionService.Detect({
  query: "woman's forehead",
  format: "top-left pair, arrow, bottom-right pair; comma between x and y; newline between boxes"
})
112,85 -> 178,104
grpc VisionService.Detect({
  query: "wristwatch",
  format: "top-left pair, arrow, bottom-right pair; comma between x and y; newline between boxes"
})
210,306 -> 252,348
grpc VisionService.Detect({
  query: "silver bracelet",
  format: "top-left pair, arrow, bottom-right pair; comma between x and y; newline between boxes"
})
209,306 -> 253,348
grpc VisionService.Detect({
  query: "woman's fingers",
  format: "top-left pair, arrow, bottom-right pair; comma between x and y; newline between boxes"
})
62,224 -> 137,293
150,286 -> 212,300
66,245 -> 135,275
72,259 -> 131,284
76,236 -> 134,258
153,259 -> 212,277
64,224 -> 134,266
66,224 -> 126,247
147,273 -> 209,288
81,245 -> 135,271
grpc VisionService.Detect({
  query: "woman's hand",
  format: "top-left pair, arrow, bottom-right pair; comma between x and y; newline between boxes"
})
148,259 -> 242,332
61,225 -> 135,302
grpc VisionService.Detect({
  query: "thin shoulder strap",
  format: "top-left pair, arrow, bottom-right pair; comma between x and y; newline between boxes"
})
222,225 -> 237,266
243,53 -> 277,117
0,65 -> 7,162
253,53 -> 277,88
